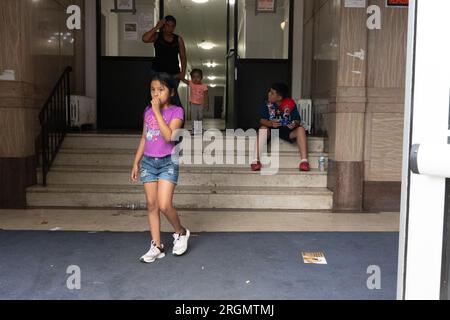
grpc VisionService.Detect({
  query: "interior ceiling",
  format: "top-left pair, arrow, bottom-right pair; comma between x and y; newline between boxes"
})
164,0 -> 227,86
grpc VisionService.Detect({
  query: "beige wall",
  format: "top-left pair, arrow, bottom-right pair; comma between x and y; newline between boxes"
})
365,0 -> 408,182
302,0 -> 340,138
0,0 -> 85,158
303,0 -> 407,182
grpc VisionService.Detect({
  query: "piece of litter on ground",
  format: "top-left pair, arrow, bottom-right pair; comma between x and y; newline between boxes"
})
246,280 -> 251,284
50,227 -> 62,231
201,266 -> 205,270
301,251 -> 327,265
41,221 -> 48,225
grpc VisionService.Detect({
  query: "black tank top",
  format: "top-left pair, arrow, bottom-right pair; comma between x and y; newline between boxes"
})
153,32 -> 181,75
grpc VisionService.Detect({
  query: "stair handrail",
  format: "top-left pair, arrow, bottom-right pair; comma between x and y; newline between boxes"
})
39,66 -> 72,186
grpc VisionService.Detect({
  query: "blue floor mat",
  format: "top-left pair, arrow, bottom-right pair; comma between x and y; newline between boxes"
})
0,231 -> 398,300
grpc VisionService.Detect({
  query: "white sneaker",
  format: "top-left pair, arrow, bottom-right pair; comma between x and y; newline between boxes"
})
140,241 -> 165,263
172,229 -> 190,256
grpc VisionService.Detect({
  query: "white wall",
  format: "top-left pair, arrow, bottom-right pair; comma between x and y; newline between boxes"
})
85,0 -> 97,125
101,0 -> 119,56
101,0 -> 156,57
292,0 -> 303,100
238,0 -> 288,59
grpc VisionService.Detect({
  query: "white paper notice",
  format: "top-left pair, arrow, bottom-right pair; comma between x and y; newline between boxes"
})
138,13 -> 153,32
124,22 -> 138,41
344,0 -> 366,8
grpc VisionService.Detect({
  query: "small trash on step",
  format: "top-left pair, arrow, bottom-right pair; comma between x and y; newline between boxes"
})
302,251 -> 327,264
50,227 -> 62,231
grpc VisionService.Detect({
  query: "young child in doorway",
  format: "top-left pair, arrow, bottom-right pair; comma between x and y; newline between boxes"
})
181,69 -> 209,135
131,72 -> 190,263
251,83 -> 310,172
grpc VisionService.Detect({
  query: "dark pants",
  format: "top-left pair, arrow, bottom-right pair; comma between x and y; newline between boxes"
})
150,69 -> 182,108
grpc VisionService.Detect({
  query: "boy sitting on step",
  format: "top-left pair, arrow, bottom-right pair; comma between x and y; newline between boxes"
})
251,83 -> 310,172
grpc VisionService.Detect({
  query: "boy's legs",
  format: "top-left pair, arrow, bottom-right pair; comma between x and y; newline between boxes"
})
289,126 -> 310,171
251,126 -> 270,170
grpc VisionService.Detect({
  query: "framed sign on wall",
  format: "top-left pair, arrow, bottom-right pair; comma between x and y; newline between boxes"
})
112,0 -> 137,14
256,0 -> 277,14
386,0 -> 409,7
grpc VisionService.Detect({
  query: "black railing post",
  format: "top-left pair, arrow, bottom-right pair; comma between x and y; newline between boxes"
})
39,66 -> 73,186
67,70 -> 71,129
41,111 -> 47,187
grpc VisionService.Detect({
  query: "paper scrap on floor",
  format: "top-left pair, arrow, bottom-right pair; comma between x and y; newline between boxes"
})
302,252 -> 327,264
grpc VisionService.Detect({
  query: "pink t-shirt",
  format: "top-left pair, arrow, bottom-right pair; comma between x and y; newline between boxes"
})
143,105 -> 184,157
189,82 -> 208,105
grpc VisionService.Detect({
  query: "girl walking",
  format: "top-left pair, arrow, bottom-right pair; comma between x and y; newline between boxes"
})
131,73 -> 190,263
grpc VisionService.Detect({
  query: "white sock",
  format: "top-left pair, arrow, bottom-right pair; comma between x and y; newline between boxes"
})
301,159 -> 309,163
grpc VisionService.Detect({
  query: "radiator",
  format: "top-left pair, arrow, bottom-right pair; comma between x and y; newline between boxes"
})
69,95 -> 95,128
298,99 -> 313,134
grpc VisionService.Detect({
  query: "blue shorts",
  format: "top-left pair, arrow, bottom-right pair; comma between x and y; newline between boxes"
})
140,155 -> 180,185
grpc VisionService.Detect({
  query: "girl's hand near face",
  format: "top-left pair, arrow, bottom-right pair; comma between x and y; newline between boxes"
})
151,97 -> 162,113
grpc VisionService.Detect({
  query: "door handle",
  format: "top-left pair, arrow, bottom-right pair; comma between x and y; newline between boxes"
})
410,143 -> 450,178
226,48 -> 236,58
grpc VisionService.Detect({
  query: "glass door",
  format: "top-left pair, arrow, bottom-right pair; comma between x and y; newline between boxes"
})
230,0 -> 293,130
226,0 -> 237,129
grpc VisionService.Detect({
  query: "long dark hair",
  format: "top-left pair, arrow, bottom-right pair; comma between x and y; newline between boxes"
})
150,72 -> 177,106
149,72 -> 185,129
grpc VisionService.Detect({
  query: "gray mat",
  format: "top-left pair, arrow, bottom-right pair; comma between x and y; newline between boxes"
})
0,231 -> 398,300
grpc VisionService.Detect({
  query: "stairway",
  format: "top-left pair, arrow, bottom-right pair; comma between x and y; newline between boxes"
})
27,133 -> 333,211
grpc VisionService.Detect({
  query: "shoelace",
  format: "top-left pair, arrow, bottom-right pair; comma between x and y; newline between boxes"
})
172,233 -> 181,245
149,241 -> 161,254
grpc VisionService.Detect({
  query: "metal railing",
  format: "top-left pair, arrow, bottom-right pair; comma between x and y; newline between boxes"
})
39,66 -> 72,186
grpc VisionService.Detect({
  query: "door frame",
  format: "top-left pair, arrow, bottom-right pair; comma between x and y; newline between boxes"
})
397,0 -> 450,300
225,0 -> 295,130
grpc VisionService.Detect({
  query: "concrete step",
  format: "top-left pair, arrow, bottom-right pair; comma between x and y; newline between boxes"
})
36,166 -> 328,188
51,148 -> 328,169
62,133 -> 325,153
26,185 -> 333,210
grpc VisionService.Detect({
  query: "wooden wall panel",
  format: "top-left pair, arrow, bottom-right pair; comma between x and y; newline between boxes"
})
0,0 -> 22,80
335,113 -> 365,161
364,2 -> 408,182
367,0 -> 408,89
365,113 -> 404,181
0,109 -> 37,157
337,4 -> 367,88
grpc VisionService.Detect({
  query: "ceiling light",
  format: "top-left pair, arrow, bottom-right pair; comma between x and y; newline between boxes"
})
192,0 -> 209,3
210,84 -> 217,88
204,62 -> 218,68
198,41 -> 216,50
208,76 -> 216,80
281,20 -> 287,31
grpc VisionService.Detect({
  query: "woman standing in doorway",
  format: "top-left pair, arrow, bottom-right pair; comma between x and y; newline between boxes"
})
142,15 -> 187,107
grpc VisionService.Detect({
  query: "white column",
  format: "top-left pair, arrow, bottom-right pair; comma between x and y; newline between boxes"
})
292,0 -> 303,100
85,0 -> 97,127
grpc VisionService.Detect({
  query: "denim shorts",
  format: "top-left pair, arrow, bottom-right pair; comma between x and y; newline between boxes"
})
140,155 -> 180,185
